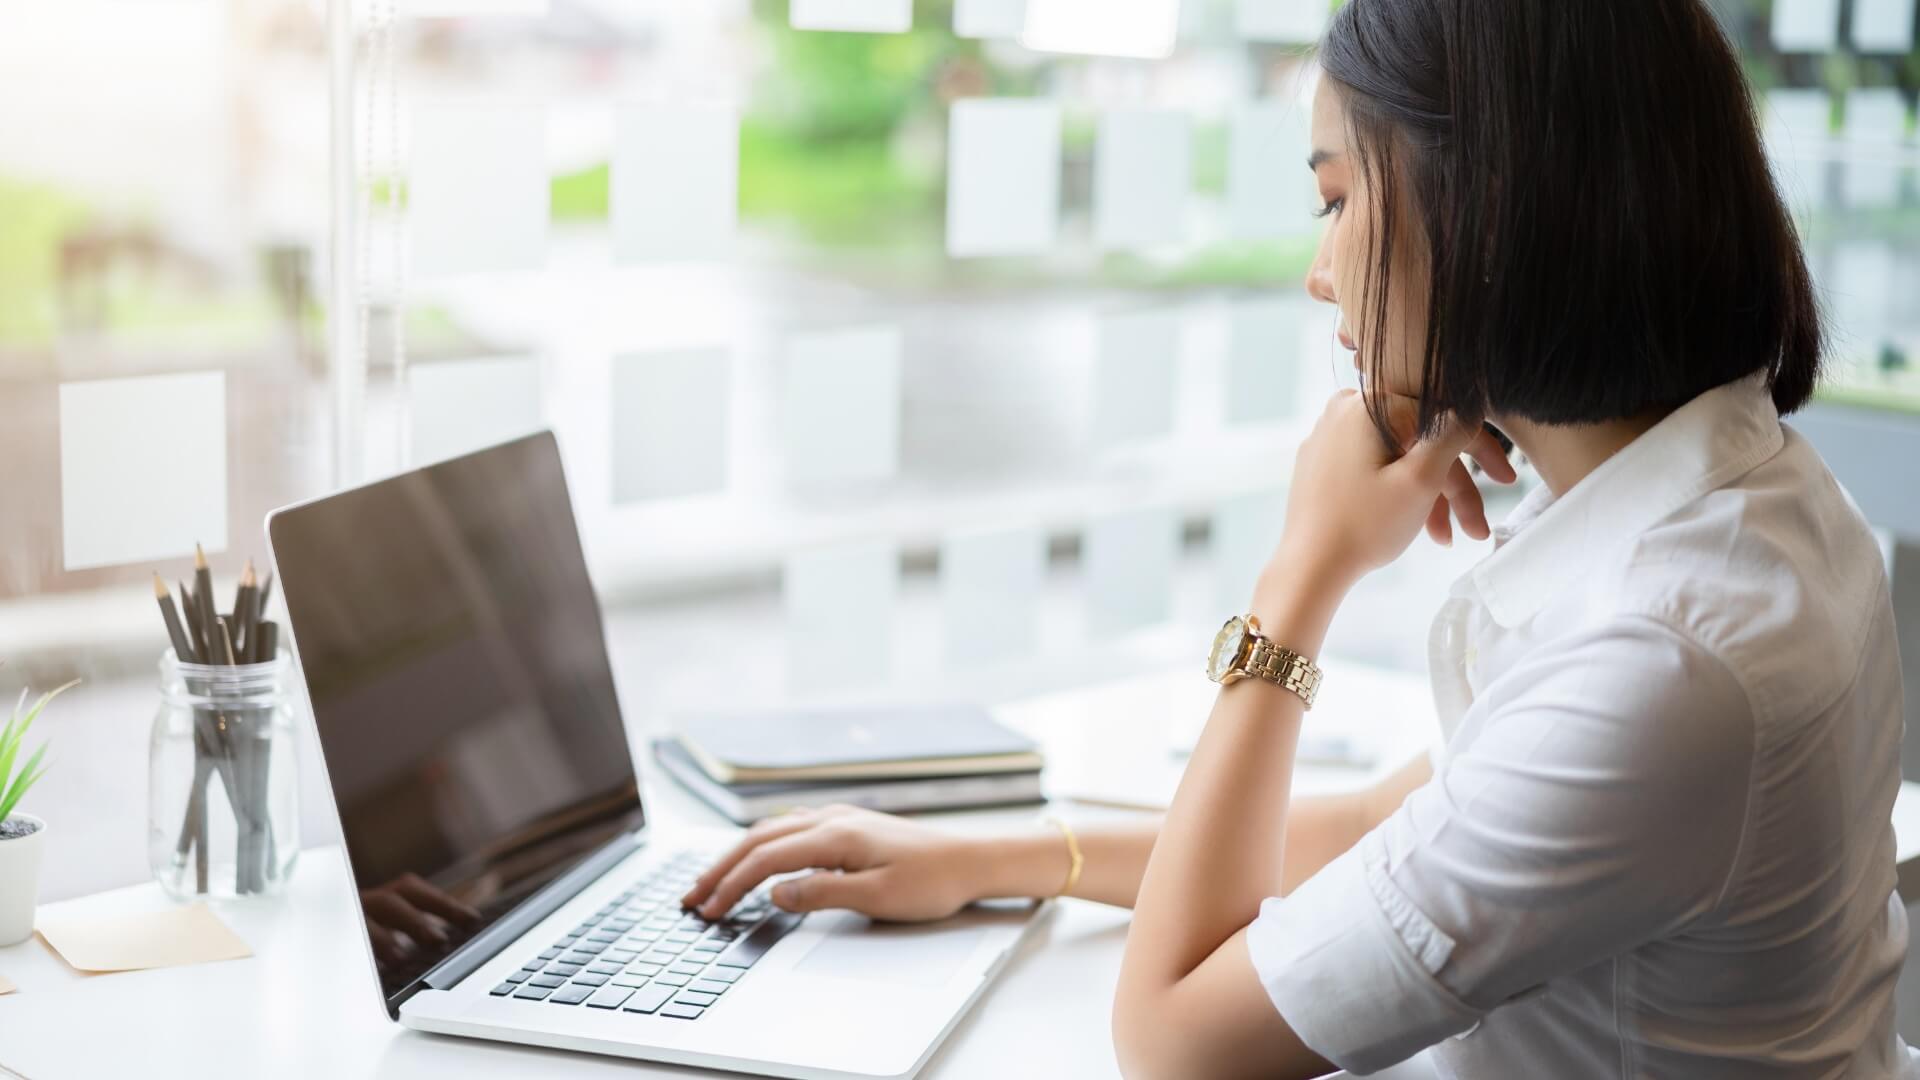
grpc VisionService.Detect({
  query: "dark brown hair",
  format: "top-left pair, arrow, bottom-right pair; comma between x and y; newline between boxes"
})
1318,0 -> 1823,442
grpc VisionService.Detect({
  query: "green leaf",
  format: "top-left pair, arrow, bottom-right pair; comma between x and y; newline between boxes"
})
0,687 -> 24,751
0,764 -> 44,822
0,715 -> 31,794
0,742 -> 46,822
0,681 -> 74,818
0,730 -> 18,800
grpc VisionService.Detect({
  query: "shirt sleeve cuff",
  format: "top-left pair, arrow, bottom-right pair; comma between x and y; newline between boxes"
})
1246,832 -> 1483,1075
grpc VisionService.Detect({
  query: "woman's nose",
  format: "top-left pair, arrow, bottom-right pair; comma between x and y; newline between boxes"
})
1306,228 -> 1338,305
1306,259 -> 1336,305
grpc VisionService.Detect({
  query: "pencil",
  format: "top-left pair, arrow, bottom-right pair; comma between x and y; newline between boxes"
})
252,620 -> 279,666
160,572 -> 213,870
170,579 -> 236,882
194,774 -> 209,893
233,562 -> 257,663
179,578 -> 207,666
255,571 -> 274,623
193,544 -> 217,664
216,616 -> 239,666
248,615 -> 280,880
216,617 -> 257,893
154,575 -> 198,665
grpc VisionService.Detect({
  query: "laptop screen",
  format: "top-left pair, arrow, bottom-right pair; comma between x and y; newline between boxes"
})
270,432 -> 644,1006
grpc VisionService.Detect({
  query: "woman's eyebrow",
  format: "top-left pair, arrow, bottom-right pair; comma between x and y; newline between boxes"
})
1307,148 -> 1342,172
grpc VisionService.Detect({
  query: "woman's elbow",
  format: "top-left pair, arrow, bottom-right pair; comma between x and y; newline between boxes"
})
1112,984 -> 1179,1080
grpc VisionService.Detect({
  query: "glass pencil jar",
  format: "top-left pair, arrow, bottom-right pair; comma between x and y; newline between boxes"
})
148,649 -> 300,901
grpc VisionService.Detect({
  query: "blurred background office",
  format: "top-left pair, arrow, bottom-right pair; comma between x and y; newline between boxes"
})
0,0 -> 1915,999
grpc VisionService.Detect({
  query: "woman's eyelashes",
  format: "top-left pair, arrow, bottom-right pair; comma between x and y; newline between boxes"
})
1312,195 -> 1346,219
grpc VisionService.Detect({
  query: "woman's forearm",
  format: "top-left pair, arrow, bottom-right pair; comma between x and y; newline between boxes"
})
973,819 -> 1161,909
970,782 -> 1383,911
1119,567 -> 1340,987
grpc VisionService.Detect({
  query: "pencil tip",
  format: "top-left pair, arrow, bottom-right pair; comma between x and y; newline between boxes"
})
195,543 -> 208,568
153,573 -> 169,598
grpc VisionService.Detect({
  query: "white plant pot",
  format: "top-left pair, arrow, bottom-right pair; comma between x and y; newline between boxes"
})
0,814 -> 46,947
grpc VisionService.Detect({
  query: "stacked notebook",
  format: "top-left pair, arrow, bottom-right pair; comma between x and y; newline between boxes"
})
653,703 -> 1045,825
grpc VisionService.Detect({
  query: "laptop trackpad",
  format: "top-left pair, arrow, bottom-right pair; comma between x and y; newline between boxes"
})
792,913 -> 987,988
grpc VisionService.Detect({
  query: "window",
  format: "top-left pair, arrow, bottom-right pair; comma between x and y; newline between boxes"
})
3,0 -> 1914,690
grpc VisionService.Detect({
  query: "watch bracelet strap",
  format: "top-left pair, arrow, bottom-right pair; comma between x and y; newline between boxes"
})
1246,639 -> 1323,708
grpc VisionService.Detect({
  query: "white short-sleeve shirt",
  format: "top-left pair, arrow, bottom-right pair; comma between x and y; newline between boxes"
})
1248,374 -> 1912,1077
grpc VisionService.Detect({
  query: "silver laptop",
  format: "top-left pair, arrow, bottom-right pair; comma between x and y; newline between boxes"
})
266,431 -> 1042,1079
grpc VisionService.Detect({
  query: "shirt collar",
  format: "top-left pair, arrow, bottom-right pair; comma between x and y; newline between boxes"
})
1470,373 -> 1786,628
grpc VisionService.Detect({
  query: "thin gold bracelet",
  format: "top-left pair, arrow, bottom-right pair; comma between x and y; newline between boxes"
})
1044,816 -> 1084,899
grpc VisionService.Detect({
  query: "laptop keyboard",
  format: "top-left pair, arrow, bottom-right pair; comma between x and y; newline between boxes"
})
488,849 -> 804,1021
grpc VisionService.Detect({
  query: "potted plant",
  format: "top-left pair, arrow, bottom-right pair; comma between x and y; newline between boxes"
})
0,679 -> 76,947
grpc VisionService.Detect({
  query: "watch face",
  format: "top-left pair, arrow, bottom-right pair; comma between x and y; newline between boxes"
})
1208,616 -> 1249,682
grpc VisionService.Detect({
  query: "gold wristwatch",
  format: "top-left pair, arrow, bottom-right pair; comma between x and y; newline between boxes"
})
1206,614 -> 1322,708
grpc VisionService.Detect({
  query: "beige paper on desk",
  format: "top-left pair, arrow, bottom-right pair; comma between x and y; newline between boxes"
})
36,902 -> 250,973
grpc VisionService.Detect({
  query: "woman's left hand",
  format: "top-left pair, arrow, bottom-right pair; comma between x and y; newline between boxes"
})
1274,391 -> 1516,593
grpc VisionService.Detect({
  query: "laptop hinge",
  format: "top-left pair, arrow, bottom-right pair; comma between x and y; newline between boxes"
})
389,832 -> 644,1016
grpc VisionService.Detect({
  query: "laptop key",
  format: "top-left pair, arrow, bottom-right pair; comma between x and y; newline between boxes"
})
660,1003 -> 705,1020
700,967 -> 742,984
538,948 -> 563,961
513,985 -> 553,1001
490,982 -> 516,996
585,986 -> 633,1010
690,979 -> 732,995
588,961 -> 623,975
629,962 -> 665,976
652,972 -> 692,987
675,990 -> 720,1008
642,951 -> 680,966
562,950 -> 598,964
572,973 -> 610,987
622,984 -> 676,1014
611,974 -> 650,989
506,970 -> 533,984
574,938 -> 612,955
530,973 -> 569,989
550,983 -> 596,1005
714,912 -> 804,969
603,949 -> 638,964
669,962 -> 707,976
547,963 -> 583,977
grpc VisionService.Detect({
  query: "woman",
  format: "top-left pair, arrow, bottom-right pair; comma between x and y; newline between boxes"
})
684,1 -> 1910,1076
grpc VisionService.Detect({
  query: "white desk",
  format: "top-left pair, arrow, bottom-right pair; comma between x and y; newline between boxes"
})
6,668 -> 1920,1080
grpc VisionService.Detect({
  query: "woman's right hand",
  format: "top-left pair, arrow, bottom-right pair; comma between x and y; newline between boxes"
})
680,805 -> 990,923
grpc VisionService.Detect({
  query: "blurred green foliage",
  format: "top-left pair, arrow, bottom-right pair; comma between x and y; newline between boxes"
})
0,178 -> 86,345
3,0 -> 1917,413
